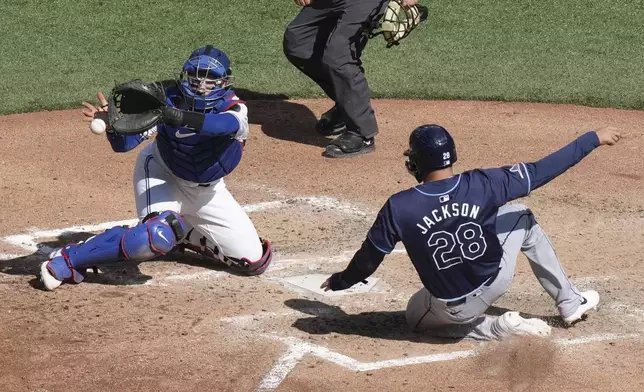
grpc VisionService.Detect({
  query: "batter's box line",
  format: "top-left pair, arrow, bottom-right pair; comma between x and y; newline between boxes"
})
256,332 -> 641,392
0,196 -> 373,256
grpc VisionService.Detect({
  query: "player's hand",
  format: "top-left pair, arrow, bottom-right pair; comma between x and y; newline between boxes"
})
81,92 -> 109,122
321,272 -> 351,292
294,0 -> 312,6
595,127 -> 622,146
401,0 -> 419,7
320,273 -> 368,292
320,275 -> 334,292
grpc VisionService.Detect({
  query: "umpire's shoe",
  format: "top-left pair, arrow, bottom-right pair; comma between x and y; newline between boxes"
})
324,130 -> 375,158
316,105 -> 347,136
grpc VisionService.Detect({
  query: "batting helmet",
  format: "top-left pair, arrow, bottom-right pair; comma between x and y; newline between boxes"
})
178,45 -> 233,112
405,124 -> 457,182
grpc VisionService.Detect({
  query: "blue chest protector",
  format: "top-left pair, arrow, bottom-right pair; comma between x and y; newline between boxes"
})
155,88 -> 244,184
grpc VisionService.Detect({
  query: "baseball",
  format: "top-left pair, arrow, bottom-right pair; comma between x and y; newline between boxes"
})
89,118 -> 106,135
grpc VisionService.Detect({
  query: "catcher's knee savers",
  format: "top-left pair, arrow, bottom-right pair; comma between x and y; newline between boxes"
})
227,239 -> 273,276
180,229 -> 273,276
44,211 -> 186,284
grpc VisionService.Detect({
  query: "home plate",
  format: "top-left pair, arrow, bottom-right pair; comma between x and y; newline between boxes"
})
281,274 -> 380,297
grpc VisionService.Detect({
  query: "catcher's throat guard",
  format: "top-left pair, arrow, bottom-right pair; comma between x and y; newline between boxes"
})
108,79 -> 168,135
369,0 -> 429,48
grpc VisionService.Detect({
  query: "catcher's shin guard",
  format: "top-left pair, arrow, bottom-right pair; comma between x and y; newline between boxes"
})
41,211 -> 186,290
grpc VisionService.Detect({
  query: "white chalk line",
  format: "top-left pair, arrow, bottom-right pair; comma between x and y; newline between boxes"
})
256,331 -> 640,391
256,344 -> 309,392
0,195 -> 371,256
142,270 -> 229,286
221,307 -> 337,326
554,332 -> 640,346
2,219 -> 138,254
0,253 -> 23,260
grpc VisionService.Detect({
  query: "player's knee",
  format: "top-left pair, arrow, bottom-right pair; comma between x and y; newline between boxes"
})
122,211 -> 187,261
283,26 -> 305,59
225,239 -> 273,276
322,40 -> 355,71
405,289 -> 425,329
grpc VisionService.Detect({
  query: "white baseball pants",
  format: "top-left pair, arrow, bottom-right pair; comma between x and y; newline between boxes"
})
132,142 -> 262,261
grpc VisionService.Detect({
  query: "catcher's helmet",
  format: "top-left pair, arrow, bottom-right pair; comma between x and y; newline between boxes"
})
179,45 -> 233,112
405,124 -> 457,182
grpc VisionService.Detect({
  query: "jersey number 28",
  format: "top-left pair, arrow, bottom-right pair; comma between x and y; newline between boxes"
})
427,222 -> 487,270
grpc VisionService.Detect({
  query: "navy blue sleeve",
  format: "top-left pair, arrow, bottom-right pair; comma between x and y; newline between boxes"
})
482,131 -> 600,206
339,239 -> 386,286
366,198 -> 401,254
106,132 -> 145,152
199,112 -> 239,136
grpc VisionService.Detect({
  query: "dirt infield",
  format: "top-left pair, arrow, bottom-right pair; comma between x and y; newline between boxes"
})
1,99 -> 643,392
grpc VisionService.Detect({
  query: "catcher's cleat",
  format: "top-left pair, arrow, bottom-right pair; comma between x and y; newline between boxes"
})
562,290 -> 600,325
316,105 -> 347,136
324,131 -> 375,158
40,261 -> 63,291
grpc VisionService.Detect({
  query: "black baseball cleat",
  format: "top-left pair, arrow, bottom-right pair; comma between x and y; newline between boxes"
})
316,105 -> 347,136
324,131 -> 375,158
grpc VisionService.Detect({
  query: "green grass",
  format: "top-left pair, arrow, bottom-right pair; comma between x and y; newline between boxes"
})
1,0 -> 643,114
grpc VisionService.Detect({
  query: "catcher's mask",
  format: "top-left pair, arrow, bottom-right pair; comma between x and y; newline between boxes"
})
179,45 -> 233,112
405,124 -> 457,182
370,0 -> 428,48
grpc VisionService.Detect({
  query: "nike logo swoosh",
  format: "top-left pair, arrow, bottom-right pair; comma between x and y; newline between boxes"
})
175,130 -> 196,139
158,231 -> 169,243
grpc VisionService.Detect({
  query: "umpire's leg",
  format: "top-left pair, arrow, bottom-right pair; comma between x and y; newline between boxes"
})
283,1 -> 339,101
322,0 -> 386,142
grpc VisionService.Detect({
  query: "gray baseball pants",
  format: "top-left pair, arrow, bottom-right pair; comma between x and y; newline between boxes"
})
406,203 -> 585,340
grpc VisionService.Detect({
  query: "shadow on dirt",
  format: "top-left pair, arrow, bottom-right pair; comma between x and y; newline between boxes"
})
284,298 -> 465,344
235,89 -> 329,148
156,82 -> 327,148
0,231 -> 238,291
285,299 -> 566,342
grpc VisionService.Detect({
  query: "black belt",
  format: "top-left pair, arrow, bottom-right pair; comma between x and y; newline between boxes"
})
198,183 -> 211,187
445,268 -> 501,307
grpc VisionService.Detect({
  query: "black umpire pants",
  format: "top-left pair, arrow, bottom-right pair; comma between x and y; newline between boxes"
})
283,0 -> 387,140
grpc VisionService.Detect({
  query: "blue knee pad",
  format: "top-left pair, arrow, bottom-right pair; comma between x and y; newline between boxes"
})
121,211 -> 185,261
46,211 -> 186,283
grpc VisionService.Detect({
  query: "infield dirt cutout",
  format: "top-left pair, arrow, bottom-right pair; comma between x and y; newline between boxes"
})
1,99 -> 643,392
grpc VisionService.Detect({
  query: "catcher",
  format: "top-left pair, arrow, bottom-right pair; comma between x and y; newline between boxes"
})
283,0 -> 427,158
40,45 -> 272,291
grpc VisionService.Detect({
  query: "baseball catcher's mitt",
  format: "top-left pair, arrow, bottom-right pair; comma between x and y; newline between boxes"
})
107,79 -> 168,135
369,0 -> 429,48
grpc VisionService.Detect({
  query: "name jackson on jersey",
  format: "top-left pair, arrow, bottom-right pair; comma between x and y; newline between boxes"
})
416,202 -> 481,235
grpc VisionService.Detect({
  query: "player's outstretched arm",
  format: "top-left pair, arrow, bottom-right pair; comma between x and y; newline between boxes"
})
321,239 -> 385,291
321,199 -> 399,292
526,127 -> 622,191
485,127 -> 623,205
